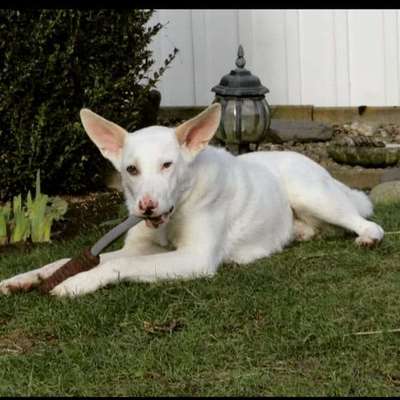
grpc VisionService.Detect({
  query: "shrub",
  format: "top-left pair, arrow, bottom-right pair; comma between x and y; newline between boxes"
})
0,10 -> 177,201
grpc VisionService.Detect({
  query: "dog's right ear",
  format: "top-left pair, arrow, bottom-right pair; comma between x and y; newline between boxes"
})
80,109 -> 127,171
175,103 -> 221,161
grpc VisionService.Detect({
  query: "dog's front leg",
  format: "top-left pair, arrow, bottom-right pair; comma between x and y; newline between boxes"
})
50,212 -> 226,297
0,225 -> 169,295
0,258 -> 72,294
50,247 -> 217,297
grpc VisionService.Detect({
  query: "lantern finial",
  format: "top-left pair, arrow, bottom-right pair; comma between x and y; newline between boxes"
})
235,45 -> 246,69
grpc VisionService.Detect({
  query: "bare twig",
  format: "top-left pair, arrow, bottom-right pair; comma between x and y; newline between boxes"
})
345,328 -> 400,337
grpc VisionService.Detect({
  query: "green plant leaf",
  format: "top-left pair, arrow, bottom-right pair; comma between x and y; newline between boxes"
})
10,208 -> 30,243
35,169 -> 41,200
0,209 -> 8,245
2,202 -> 11,222
47,196 -> 68,221
13,194 -> 22,215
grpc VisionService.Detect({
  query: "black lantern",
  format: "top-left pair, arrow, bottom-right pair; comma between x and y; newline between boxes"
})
212,45 -> 271,154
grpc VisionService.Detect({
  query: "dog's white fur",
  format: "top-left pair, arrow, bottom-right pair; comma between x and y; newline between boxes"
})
0,104 -> 384,297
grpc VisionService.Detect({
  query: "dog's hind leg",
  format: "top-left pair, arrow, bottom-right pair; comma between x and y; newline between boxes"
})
293,217 -> 317,242
289,177 -> 384,247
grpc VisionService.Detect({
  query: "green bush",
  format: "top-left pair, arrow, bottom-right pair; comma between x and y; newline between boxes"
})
0,10 -> 177,201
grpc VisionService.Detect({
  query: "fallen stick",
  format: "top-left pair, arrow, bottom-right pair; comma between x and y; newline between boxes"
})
345,328 -> 400,337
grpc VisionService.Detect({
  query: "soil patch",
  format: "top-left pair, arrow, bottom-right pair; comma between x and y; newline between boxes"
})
52,190 -> 124,240
0,329 -> 37,355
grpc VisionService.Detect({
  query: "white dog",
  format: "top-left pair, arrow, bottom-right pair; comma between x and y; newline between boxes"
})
0,104 -> 384,297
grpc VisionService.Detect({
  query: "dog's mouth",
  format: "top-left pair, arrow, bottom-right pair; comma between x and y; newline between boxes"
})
144,206 -> 174,229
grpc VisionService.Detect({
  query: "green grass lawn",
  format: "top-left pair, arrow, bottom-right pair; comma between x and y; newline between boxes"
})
1,204 -> 400,396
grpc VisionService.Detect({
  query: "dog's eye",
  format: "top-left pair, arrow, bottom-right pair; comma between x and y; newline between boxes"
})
162,161 -> 173,170
126,165 -> 139,175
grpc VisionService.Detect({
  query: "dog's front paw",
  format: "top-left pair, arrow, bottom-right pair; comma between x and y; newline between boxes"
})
0,272 -> 40,295
50,271 -> 101,298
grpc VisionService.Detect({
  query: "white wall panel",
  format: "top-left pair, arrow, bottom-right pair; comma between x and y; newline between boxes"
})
348,10 -> 386,106
150,9 -> 400,107
191,10 -> 209,105
284,10 -> 303,104
383,10 -> 399,105
252,10 -> 288,105
333,10 -> 351,106
299,10 -> 336,106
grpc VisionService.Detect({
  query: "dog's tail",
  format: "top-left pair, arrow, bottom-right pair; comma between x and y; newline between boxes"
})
334,178 -> 373,218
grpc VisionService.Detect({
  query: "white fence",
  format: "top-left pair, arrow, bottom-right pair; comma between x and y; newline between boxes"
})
149,9 -> 400,108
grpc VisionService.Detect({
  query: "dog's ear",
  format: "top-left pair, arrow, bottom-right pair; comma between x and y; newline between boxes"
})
175,103 -> 221,159
80,108 -> 127,171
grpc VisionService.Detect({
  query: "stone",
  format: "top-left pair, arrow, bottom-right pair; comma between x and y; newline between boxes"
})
348,121 -> 375,136
326,165 -> 384,190
313,107 -> 360,124
268,105 -> 313,121
266,119 -> 333,143
334,135 -> 384,147
332,121 -> 379,139
158,105 -> 400,126
380,167 -> 400,183
313,106 -> 400,125
369,181 -> 400,205
327,144 -> 400,167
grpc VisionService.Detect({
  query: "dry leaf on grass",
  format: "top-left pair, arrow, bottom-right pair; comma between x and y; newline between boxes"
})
143,319 -> 184,335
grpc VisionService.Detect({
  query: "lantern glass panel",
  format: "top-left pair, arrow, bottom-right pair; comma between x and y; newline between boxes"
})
262,98 -> 271,130
240,99 -> 259,142
241,98 -> 271,142
221,99 -> 239,144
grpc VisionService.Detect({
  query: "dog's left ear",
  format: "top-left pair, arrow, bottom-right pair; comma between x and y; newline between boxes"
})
80,108 -> 128,171
175,103 -> 221,160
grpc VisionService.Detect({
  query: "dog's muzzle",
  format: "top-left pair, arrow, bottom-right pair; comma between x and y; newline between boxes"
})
144,206 -> 174,228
